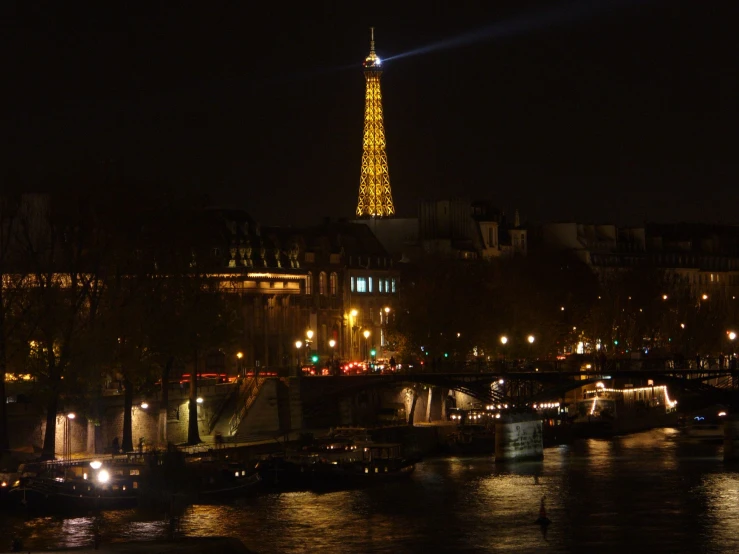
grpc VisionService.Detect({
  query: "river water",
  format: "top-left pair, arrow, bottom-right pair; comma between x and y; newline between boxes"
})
4,428 -> 739,553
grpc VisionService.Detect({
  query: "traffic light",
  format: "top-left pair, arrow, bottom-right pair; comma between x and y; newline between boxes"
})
311,354 -> 319,364
444,352 -> 449,358
370,349 -> 376,358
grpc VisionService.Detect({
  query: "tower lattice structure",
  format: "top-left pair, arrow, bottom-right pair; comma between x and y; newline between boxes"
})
356,27 -> 395,218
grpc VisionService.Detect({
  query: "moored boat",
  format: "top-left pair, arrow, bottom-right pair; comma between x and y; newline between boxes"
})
7,457 -> 146,512
680,408 -> 727,443
310,442 -> 419,491
569,382 -> 679,438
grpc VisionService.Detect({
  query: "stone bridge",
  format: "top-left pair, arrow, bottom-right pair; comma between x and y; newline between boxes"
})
299,367 -> 739,408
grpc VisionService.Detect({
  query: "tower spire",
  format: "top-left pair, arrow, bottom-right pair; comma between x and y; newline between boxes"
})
356,27 -> 395,218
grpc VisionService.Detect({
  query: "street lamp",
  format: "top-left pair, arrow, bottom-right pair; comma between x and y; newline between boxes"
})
295,340 -> 303,369
64,412 -> 75,462
236,351 -> 244,378
500,336 -> 508,371
363,329 -> 371,363
329,339 -> 336,372
350,310 -> 358,360
527,335 -> 535,344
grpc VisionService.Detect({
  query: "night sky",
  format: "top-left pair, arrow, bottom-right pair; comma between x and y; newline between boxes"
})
4,1 -> 736,227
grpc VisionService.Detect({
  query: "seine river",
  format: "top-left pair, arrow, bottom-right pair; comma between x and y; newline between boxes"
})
4,428 -> 739,553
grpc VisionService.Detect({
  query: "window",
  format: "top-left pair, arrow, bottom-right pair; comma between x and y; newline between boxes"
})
369,277 -> 373,293
391,279 -> 396,293
351,276 -> 356,292
357,277 -> 367,293
330,272 -> 338,296
385,278 -> 390,293
306,273 -> 313,295
379,279 -> 384,293
305,252 -> 315,263
319,272 -> 327,295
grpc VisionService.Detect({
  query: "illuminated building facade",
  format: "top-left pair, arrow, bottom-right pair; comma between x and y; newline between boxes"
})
264,219 -> 400,364
356,27 -> 395,218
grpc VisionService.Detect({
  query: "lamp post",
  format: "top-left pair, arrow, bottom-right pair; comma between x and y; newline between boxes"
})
727,331 -> 737,369
382,306 -> 391,356
500,336 -> 508,371
64,412 -> 75,462
329,339 -> 336,374
350,309 -> 358,360
363,329 -> 371,364
236,351 -> 244,378
295,340 -> 303,374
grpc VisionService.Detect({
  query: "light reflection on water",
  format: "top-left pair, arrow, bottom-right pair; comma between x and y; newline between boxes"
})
6,428 -> 739,553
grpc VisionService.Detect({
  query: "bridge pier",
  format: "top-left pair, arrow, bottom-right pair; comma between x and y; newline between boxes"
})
495,413 -> 543,462
724,415 -> 739,462
425,387 -> 434,422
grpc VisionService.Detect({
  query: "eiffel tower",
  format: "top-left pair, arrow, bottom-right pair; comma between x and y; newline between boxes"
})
356,27 -> 395,218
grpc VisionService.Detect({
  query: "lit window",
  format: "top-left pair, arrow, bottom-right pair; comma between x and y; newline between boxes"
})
369,277 -> 373,293
391,279 -> 396,293
385,278 -> 390,292
330,272 -> 338,296
351,276 -> 355,292
319,272 -> 327,295
306,273 -> 312,295
379,279 -> 384,293
357,278 -> 367,293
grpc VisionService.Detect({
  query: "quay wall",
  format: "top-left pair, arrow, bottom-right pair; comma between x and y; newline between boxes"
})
6,378 -> 483,457
6,384 -> 231,456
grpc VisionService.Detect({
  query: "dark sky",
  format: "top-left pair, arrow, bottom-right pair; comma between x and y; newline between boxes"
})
4,1 -> 737,227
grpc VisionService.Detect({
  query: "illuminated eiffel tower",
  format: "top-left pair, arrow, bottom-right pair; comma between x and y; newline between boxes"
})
356,27 -> 395,218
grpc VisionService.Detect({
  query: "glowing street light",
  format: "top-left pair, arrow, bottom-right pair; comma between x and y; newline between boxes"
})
363,330 -> 371,362
729,331 -> 737,341
702,294 -> 709,300
236,351 -> 244,377
527,335 -> 535,344
329,339 -> 336,370
662,294 -> 668,300
500,336 -> 508,345
306,330 -> 314,341
140,402 -> 148,410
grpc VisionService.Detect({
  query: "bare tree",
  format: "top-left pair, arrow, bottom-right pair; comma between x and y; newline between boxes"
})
0,194 -> 35,453
17,195 -> 109,460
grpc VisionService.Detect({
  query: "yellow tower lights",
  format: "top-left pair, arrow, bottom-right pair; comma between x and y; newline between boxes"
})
356,27 -> 395,218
